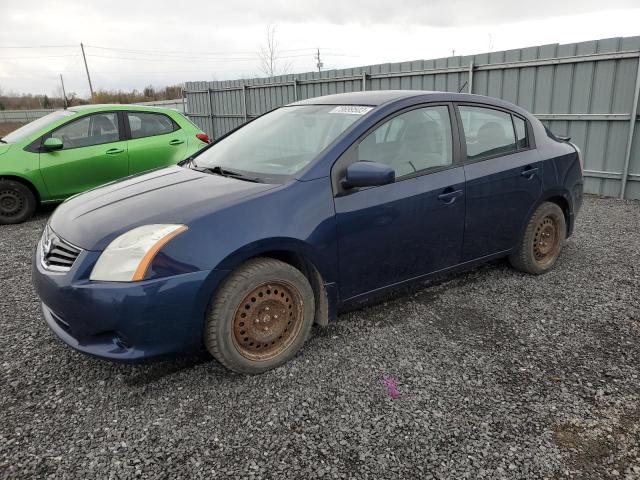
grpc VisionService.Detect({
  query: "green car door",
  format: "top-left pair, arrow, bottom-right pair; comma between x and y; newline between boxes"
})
125,111 -> 188,175
39,112 -> 129,199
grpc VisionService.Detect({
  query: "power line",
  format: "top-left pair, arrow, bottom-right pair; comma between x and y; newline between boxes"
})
0,44 -> 76,49
85,52 -> 344,63
0,54 -> 78,60
84,44 -> 336,56
87,54 -> 258,63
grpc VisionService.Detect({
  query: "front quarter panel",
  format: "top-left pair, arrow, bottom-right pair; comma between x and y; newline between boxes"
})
149,176 -> 339,284
0,143 -> 50,200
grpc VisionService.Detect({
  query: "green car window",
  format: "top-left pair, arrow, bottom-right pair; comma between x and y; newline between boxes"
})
127,112 -> 176,139
52,113 -> 120,149
3,110 -> 75,143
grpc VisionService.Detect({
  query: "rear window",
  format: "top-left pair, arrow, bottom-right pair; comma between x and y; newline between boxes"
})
127,112 -> 177,139
458,106 -> 530,161
513,116 -> 528,149
3,110 -> 76,143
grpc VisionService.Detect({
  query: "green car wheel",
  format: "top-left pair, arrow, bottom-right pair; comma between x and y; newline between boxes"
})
0,179 -> 36,225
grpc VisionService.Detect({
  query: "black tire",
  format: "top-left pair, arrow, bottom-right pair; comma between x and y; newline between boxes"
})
204,257 -> 315,374
509,202 -> 566,275
0,179 -> 37,225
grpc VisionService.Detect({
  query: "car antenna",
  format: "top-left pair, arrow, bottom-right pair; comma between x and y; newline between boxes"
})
458,81 -> 468,93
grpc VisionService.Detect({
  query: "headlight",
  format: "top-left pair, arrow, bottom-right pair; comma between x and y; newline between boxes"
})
89,224 -> 188,282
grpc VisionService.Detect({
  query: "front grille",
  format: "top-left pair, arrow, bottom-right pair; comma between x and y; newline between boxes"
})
40,225 -> 82,272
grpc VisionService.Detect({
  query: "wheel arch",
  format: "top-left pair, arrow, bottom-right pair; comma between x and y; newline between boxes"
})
515,190 -> 573,251
540,191 -> 572,237
0,174 -> 41,205
214,240 -> 335,326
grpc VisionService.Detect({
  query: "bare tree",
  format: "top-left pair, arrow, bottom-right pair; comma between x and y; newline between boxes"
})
258,24 -> 291,77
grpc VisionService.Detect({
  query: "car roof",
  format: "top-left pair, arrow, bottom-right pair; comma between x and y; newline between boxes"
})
290,90 -> 434,106
67,104 -> 180,113
289,90 -> 533,118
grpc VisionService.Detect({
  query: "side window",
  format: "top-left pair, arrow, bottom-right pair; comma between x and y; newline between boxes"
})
357,106 -> 453,179
52,113 -> 120,149
513,115 -> 528,149
459,106 -> 517,161
127,112 -> 177,139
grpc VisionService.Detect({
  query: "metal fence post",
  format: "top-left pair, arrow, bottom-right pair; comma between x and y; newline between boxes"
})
468,61 -> 474,94
362,73 -> 367,91
293,79 -> 298,101
207,86 -> 216,141
620,54 -> 640,199
242,84 -> 248,122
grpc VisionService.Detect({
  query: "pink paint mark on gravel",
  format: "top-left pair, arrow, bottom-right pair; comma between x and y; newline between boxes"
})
381,375 -> 401,399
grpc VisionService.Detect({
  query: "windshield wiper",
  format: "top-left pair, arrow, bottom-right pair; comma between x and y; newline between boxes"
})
193,164 -> 262,183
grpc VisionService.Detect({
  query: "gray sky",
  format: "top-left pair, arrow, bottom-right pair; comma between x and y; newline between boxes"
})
1,0 -> 638,97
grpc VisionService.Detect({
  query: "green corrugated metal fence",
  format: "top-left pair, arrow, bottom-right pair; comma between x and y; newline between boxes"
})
185,36 -> 640,200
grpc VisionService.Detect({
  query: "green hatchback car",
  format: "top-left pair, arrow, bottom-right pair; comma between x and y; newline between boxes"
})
0,104 -> 209,224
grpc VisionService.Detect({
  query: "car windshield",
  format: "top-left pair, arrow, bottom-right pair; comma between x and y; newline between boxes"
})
193,105 -> 369,180
2,110 -> 76,143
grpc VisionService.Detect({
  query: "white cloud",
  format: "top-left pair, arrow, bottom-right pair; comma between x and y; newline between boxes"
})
0,0 -> 638,96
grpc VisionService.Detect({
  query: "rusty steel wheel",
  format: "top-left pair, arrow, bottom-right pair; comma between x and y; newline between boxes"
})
204,257 -> 315,374
532,215 -> 561,266
509,201 -> 566,275
232,281 -> 305,361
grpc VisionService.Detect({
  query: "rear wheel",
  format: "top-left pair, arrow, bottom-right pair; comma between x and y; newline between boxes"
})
0,180 -> 36,225
509,202 -> 566,275
204,258 -> 315,374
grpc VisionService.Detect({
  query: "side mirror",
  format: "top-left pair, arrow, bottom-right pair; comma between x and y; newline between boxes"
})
43,137 -> 63,151
342,161 -> 395,189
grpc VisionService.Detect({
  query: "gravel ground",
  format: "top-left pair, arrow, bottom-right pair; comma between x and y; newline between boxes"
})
1,196 -> 639,479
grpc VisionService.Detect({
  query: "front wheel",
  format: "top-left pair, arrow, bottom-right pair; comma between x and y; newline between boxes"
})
0,180 -> 37,225
509,202 -> 566,275
204,258 -> 315,374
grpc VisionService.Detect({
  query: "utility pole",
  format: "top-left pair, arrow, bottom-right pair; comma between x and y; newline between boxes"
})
315,48 -> 323,73
59,74 -> 68,108
80,43 -> 94,101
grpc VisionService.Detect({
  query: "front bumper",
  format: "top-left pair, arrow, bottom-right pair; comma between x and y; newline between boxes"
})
33,242 -> 229,362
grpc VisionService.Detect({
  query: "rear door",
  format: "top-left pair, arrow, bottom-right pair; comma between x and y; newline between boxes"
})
125,111 -> 188,175
456,104 -> 542,260
39,112 -> 128,198
334,104 -> 466,300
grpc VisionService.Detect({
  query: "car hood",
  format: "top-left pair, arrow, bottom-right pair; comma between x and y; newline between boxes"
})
0,144 -> 12,156
50,166 -> 278,250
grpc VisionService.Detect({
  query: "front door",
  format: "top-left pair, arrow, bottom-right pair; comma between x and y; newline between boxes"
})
39,112 -> 129,199
456,104 -> 543,260
125,111 -> 188,175
334,104 -> 466,300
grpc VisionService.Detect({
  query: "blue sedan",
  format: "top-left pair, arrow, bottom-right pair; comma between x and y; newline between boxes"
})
33,91 -> 583,373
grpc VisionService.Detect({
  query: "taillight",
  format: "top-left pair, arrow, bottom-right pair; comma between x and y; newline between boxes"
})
196,133 -> 210,144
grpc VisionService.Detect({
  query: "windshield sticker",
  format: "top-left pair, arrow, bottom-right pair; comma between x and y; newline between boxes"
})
329,106 -> 373,115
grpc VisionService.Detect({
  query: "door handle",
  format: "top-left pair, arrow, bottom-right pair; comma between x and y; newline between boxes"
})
521,166 -> 539,178
105,148 -> 125,155
437,189 -> 464,204
169,139 -> 185,146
